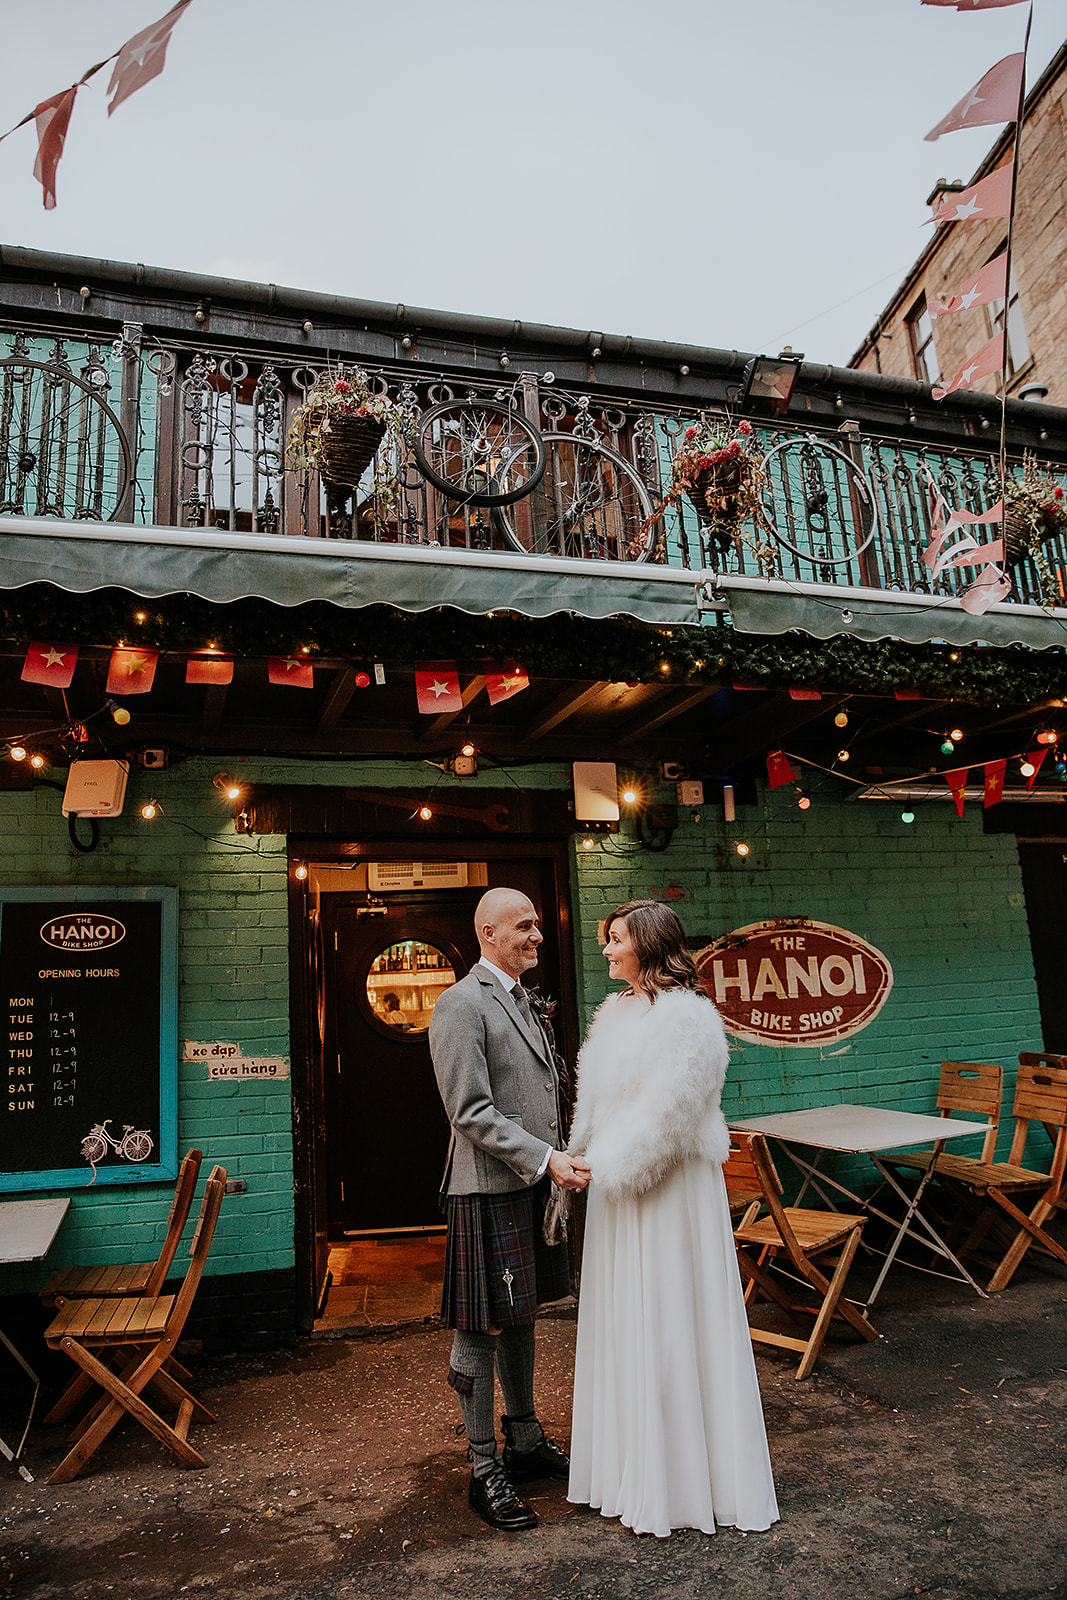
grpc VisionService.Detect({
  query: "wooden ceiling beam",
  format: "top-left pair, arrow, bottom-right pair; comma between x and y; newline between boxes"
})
201,685 -> 228,736
519,681 -> 605,741
618,686 -> 717,744
316,667 -> 358,734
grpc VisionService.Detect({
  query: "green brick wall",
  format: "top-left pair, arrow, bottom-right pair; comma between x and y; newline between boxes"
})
0,752 -> 1045,1301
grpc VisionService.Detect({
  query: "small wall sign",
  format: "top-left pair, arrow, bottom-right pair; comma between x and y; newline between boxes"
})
695,918 -> 894,1048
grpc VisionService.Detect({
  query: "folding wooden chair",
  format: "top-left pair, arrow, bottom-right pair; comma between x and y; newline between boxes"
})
881,1062 -> 1002,1179
919,1054 -> 1067,1293
40,1149 -> 203,1308
42,1164 -> 226,1484
724,1131 -> 880,1380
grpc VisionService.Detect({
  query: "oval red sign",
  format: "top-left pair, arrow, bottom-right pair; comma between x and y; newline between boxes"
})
694,918 -> 893,1048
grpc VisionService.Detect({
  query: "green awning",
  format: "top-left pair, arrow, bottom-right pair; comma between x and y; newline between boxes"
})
716,574 -> 1067,652
0,515 -> 703,627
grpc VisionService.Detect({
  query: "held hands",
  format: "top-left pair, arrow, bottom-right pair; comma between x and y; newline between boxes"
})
547,1149 -> 591,1193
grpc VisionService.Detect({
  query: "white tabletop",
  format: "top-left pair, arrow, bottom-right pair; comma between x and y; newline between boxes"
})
0,1197 -> 71,1264
730,1103 -> 992,1155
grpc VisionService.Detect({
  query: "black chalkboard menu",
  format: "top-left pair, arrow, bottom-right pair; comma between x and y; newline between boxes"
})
0,887 -> 178,1191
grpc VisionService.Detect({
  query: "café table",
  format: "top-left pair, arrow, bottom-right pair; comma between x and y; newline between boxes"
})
0,1196 -> 70,1482
729,1104 -> 993,1312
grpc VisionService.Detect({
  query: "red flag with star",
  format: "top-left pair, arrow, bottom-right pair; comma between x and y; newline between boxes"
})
932,332 -> 1004,400
107,0 -> 192,116
106,647 -> 158,694
766,750 -> 795,790
945,767 -> 969,817
32,86 -> 78,210
1025,748 -> 1049,790
485,662 -> 530,706
186,655 -> 234,685
268,656 -> 314,688
21,642 -> 78,688
925,54 -> 1025,142
926,164 -> 1013,227
416,661 -> 462,714
984,759 -> 1007,808
932,252 -> 1008,320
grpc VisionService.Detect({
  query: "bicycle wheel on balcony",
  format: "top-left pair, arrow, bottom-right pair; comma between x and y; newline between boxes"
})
412,397 -> 546,507
493,433 -> 657,562
0,358 -> 132,521
759,435 -> 877,566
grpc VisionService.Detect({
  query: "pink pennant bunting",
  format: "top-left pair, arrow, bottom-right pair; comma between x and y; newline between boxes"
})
932,332 -> 1004,400
922,0 -> 1027,9
960,565 -> 1012,614
925,54 -> 1025,142
927,165 -> 1014,227
107,1 -> 192,116
932,252 -> 1008,319
32,86 -> 78,210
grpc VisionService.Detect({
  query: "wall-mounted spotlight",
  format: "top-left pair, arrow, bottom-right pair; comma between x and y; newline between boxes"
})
213,772 -> 242,800
739,349 -> 803,414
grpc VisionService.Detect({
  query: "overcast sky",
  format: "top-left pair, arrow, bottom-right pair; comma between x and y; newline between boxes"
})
2,0 -> 1064,367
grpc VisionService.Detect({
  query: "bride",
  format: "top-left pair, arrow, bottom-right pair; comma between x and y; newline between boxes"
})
566,899 -> 779,1539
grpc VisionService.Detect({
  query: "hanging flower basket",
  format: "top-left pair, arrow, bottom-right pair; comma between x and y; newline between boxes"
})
286,368 -> 409,489
637,415 -> 774,566
1000,453 -> 1066,603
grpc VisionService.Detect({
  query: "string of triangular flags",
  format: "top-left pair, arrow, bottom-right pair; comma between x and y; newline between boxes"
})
766,743 -> 1052,813
0,1 -> 191,209
918,0 -> 1031,402
19,642 -> 530,710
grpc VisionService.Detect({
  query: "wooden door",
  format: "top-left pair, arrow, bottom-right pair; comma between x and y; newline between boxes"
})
321,857 -> 570,1235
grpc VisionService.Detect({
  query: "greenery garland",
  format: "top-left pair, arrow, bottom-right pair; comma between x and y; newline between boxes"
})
1,583 -> 1066,706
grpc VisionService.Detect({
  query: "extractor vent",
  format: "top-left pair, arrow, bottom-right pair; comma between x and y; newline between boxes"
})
367,861 -> 469,891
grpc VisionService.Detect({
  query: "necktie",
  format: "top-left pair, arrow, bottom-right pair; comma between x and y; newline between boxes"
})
512,984 -> 533,1024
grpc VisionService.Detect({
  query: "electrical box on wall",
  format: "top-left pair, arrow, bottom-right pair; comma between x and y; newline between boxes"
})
61,759 -> 130,818
572,762 -> 620,823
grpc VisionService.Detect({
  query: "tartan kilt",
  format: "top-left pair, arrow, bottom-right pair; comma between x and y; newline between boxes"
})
441,1178 -> 571,1331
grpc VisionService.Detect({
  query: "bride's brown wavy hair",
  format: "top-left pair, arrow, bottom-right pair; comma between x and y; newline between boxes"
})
607,900 -> 702,997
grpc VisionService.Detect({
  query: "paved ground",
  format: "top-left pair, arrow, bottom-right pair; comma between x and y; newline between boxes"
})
1,1260 -> 1065,1600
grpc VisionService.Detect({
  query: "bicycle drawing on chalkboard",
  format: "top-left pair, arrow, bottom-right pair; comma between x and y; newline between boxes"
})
80,1119 -> 155,1167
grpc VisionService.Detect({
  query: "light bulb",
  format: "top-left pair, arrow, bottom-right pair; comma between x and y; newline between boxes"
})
901,810 -> 916,824
941,739 -> 955,755
1020,761 -> 1036,778
140,801 -> 159,820
1037,730 -> 1057,745
227,784 -> 241,800
837,749 -> 850,762
734,841 -> 750,858
950,728 -> 964,742
419,805 -> 433,821
659,662 -> 671,674
461,742 -> 476,758
294,864 -> 308,880
622,788 -> 638,805
834,711 -> 849,728
797,792 -> 811,811
9,744 -> 27,762
580,836 -> 596,851
111,705 -> 131,726
30,753 -> 45,769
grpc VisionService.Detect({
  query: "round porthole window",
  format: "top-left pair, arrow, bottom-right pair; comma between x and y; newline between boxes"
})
365,940 -> 457,1037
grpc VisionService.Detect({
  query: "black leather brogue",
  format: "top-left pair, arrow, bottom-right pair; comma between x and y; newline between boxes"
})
467,1462 -> 538,1531
501,1414 -> 570,1482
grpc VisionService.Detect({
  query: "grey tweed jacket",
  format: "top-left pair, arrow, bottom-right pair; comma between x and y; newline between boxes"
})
429,963 -> 562,1198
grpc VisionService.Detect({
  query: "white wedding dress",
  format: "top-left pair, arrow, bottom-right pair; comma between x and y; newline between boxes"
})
567,993 -> 779,1539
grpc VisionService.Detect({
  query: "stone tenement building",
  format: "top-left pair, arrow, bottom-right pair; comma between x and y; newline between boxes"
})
850,42 -> 1067,409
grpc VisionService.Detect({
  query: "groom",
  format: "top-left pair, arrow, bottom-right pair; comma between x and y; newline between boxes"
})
429,887 -> 591,1531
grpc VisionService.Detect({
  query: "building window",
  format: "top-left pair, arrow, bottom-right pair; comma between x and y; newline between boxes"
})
989,265 -> 1030,378
907,299 -> 940,385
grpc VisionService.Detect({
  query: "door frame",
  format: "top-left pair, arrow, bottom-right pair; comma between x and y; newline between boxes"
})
288,834 -> 578,1332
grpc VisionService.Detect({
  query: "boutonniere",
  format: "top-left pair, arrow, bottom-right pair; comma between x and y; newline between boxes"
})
526,988 -> 557,1022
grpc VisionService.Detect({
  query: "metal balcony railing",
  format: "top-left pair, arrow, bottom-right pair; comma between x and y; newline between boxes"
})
1,329 -> 1064,611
